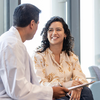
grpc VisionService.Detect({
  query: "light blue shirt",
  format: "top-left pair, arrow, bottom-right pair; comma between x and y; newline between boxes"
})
0,26 -> 53,100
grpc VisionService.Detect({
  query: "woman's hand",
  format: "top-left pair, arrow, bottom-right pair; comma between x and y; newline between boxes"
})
69,80 -> 83,100
69,88 -> 82,100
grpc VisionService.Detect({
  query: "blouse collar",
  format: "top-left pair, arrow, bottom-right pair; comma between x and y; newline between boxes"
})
47,48 -> 64,56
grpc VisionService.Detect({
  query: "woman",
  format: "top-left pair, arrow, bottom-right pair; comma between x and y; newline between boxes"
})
33,16 -> 94,100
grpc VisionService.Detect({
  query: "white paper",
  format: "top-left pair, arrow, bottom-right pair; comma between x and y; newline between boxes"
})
68,81 -> 95,91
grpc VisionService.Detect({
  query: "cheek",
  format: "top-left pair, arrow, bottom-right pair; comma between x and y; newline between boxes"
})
47,33 -> 50,39
47,33 -> 52,42
35,26 -> 38,31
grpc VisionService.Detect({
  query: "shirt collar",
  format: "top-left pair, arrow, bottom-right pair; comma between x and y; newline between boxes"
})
9,26 -> 23,42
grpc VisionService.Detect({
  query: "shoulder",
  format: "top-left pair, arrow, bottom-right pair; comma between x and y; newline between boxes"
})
69,51 -> 79,61
0,32 -> 26,53
33,49 -> 46,60
33,48 -> 51,62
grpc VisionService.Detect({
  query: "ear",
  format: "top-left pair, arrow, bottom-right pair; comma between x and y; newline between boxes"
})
64,33 -> 67,38
29,20 -> 35,29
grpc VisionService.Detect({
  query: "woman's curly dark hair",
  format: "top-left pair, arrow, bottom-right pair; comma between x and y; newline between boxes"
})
37,16 -> 74,56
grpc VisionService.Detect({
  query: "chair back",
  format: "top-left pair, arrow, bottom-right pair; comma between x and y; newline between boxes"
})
90,81 -> 100,100
88,66 -> 100,81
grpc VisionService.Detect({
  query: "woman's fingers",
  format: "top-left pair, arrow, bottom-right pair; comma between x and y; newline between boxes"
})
72,80 -> 83,86
69,89 -> 82,100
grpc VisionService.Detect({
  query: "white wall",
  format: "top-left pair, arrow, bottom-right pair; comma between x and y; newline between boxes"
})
80,0 -> 95,77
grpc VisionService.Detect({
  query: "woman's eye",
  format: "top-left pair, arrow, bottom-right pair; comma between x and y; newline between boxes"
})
48,30 -> 53,32
57,29 -> 61,31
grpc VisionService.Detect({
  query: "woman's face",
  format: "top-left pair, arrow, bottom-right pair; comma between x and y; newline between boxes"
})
47,21 -> 66,46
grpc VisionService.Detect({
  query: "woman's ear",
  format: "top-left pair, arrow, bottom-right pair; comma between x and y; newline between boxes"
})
64,34 -> 67,39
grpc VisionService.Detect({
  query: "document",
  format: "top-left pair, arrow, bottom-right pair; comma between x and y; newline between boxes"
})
67,81 -> 95,91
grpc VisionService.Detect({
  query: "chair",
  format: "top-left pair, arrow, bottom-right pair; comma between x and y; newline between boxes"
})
88,66 -> 100,81
90,81 -> 100,100
88,66 -> 100,100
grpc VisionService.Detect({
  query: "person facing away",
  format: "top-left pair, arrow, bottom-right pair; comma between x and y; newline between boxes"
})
33,16 -> 94,100
0,4 -> 69,100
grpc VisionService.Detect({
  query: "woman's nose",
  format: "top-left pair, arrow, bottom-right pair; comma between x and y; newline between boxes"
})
52,30 -> 57,35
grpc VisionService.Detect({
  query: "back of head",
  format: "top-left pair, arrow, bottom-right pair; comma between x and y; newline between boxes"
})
13,3 -> 41,27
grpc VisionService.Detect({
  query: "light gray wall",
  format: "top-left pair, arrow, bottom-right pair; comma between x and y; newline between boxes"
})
0,0 -> 4,35
94,0 -> 100,64
67,0 -> 80,61
10,0 -> 19,28
6,0 -> 19,31
0,0 -> 20,35
94,0 -> 100,55
51,0 -> 67,22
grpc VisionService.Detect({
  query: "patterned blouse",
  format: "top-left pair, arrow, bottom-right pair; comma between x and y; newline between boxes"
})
33,48 -> 88,88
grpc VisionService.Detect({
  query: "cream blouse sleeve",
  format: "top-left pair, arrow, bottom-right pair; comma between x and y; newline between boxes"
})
71,53 -> 88,83
33,52 -> 59,87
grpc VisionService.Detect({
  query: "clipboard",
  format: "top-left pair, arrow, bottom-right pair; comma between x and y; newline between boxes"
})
67,81 -> 95,91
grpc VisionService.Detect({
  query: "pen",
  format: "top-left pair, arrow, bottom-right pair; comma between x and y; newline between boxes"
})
58,82 -> 71,98
66,93 -> 71,98
58,82 -> 63,87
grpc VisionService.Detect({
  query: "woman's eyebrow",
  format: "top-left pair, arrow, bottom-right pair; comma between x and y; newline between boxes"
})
49,28 -> 53,29
48,28 -> 53,30
49,27 -> 62,29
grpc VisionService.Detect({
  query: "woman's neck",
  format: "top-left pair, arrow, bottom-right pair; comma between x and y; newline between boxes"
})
50,44 -> 63,55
